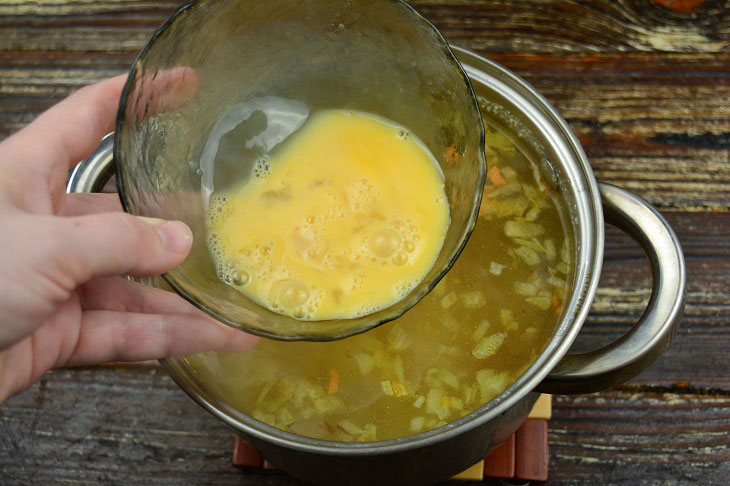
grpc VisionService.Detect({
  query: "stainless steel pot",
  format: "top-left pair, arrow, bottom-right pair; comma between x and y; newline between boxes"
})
68,47 -> 685,486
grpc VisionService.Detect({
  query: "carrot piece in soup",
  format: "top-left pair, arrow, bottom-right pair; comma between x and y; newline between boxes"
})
488,166 -> 506,185
328,369 -> 340,395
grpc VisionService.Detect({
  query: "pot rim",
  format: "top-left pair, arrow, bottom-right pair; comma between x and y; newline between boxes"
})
162,46 -> 604,456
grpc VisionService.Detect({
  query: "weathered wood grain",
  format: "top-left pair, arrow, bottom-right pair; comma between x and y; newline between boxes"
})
1,0 -> 728,484
2,367 -> 729,485
2,0 -> 729,53
0,366 -> 255,485
548,390 -> 730,485
416,0 -> 730,53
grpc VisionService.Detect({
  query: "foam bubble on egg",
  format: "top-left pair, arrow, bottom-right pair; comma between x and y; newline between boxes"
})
232,269 -> 249,286
269,278 -> 310,309
206,193 -> 230,226
267,279 -> 323,319
392,251 -> 408,266
344,179 -> 377,212
394,278 -> 418,298
370,227 -> 401,258
252,157 -> 271,179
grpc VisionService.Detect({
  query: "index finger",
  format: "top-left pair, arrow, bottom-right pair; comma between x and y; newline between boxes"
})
65,309 -> 258,367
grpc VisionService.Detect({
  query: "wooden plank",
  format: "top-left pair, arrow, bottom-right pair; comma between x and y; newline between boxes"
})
232,437 -> 263,468
528,394 -> 552,420
1,3 -> 729,210
484,433 -> 516,478
516,419 -> 549,481
0,366 -> 260,484
1,0 -> 728,54
451,460 -> 484,481
412,0 -> 730,53
549,391 -> 730,484
2,367 -> 728,484
473,53 -> 730,212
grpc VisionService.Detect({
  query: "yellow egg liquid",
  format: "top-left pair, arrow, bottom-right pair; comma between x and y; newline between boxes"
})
206,109 -> 450,320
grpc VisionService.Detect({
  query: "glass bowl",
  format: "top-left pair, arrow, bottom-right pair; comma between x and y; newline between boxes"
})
114,0 -> 486,341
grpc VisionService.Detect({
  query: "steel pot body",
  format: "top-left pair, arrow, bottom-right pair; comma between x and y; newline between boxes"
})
68,47 -> 685,486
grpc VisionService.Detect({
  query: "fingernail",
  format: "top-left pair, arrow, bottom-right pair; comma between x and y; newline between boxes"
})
155,221 -> 193,254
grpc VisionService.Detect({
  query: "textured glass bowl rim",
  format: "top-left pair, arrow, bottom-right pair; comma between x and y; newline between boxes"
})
113,0 -> 487,341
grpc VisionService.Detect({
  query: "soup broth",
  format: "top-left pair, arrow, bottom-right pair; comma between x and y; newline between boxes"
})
186,116 -> 572,442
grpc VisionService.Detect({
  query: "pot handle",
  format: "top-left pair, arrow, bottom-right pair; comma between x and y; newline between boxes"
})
537,182 -> 685,394
66,132 -> 115,193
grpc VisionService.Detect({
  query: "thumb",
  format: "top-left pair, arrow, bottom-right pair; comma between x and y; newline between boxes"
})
54,212 -> 193,285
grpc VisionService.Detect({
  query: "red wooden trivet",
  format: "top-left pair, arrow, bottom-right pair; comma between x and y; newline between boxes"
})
232,417 -> 548,482
516,419 -> 549,482
484,433 -> 516,478
232,436 -> 262,468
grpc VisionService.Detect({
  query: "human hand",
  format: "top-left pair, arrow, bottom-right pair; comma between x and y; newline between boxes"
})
0,75 -> 257,403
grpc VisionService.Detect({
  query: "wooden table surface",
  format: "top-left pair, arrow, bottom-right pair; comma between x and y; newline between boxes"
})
1,1 -> 729,484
